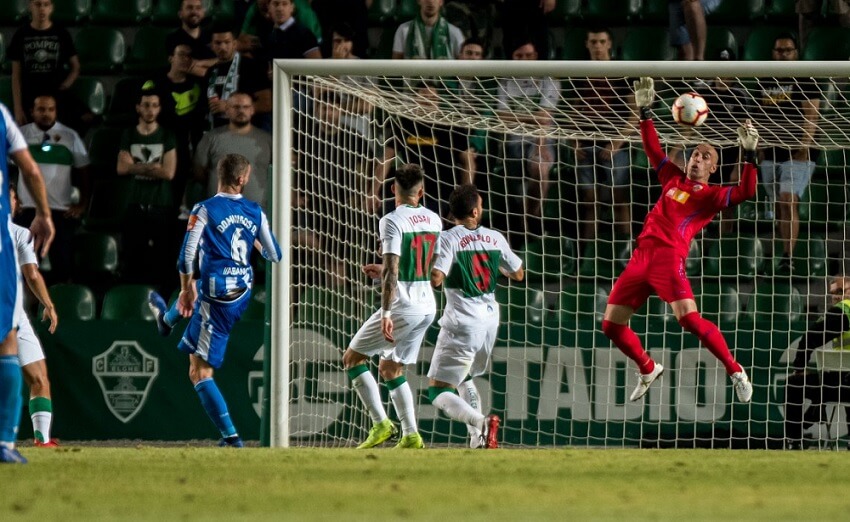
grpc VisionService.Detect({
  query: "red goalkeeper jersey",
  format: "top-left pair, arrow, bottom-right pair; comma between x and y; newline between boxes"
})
637,119 -> 757,256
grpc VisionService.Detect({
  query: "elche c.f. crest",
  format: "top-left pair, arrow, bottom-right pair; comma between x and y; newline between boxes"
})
93,341 -> 159,423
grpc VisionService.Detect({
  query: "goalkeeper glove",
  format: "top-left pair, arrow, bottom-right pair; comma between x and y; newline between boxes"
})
633,77 -> 655,110
737,119 -> 759,151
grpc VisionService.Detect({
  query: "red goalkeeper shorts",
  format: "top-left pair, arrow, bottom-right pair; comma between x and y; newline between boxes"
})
607,246 -> 694,310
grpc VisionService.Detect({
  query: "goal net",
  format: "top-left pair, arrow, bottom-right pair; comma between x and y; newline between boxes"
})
270,60 -> 850,449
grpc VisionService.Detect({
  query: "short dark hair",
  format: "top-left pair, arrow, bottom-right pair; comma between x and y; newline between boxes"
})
137,86 -> 159,106
218,154 -> 251,186
449,184 -> 480,220
586,27 -> 612,39
774,32 -> 798,49
394,164 -> 425,195
210,21 -> 236,37
333,23 -> 355,42
461,36 -> 486,54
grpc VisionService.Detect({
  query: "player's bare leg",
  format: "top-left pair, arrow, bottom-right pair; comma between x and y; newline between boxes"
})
22,360 -> 57,446
776,191 -> 799,271
682,0 -> 707,60
0,331 -> 25,463
602,304 -> 664,401
379,359 -> 422,449
343,348 -> 395,448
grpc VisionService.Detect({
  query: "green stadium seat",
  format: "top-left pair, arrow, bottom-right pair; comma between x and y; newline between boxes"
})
44,284 -> 96,321
53,0 -> 91,25
101,285 -> 157,321
802,27 -> 850,60
125,26 -> 171,74
396,0 -> 417,21
0,77 -> 12,109
104,77 -> 148,126
369,25 -> 396,59
208,0 -> 235,24
704,27 -> 737,59
74,232 -> 119,280
578,239 -> 633,279
694,283 -> 744,324
620,27 -> 675,61
703,236 -> 765,280
150,0 -> 183,25
496,285 -> 546,325
547,0 -> 581,25
685,239 -> 701,277
368,0 -> 396,25
561,28 -> 590,60
764,0 -> 796,23
786,235 -> 827,278
585,0 -> 641,23
84,178 -> 129,232
744,26 -> 795,60
637,295 -> 677,326
0,0 -> 28,25
522,236 -> 577,283
558,282 -> 608,324
748,282 -> 803,323
90,0 -> 152,25
800,182 -> 850,230
708,0 -> 764,22
70,77 -> 107,116
640,0 -> 667,23
75,28 -> 126,74
87,126 -> 124,175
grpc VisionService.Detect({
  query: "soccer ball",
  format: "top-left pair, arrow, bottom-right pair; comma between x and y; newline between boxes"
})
672,92 -> 709,127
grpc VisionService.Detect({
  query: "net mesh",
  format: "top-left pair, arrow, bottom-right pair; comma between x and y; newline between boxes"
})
284,71 -> 849,449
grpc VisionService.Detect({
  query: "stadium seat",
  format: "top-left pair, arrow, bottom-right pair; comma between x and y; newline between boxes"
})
75,28 -> 126,74
125,26 -> 172,74
790,235 -> 827,278
0,77 -> 11,110
744,26 -> 795,60
703,236 -> 765,280
53,0 -> 91,25
89,0 -> 152,25
708,0 -> 764,22
584,0 -> 642,23
561,28 -> 590,60
764,0 -> 796,23
44,284 -> 96,321
496,285 -> 546,326
87,126 -> 124,175
523,236 -> 577,283
578,239 -> 633,279
101,285 -> 157,321
704,27 -> 737,59
104,77 -> 148,126
640,0 -> 667,23
150,0 -> 183,25
84,178 -> 129,232
694,283 -> 744,324
395,0 -> 417,21
802,27 -> 850,60
70,77 -> 107,116
558,282 -> 608,324
620,27 -> 675,61
685,239 -> 701,277
748,282 -> 803,323
546,0 -> 581,25
800,182 -> 850,230
0,0 -> 28,25
369,24 -> 396,59
74,232 -> 120,280
368,0 -> 396,25
208,0 -> 235,24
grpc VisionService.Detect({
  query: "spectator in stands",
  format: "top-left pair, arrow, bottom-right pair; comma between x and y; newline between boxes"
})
669,0 -> 720,61
331,23 -> 359,59
9,0 -> 81,127
166,0 -> 217,77
392,0 -> 465,60
758,34 -> 821,274
496,39 -> 559,222
574,28 -> 637,244
798,0 -> 850,52
458,36 -> 485,60
238,0 -> 322,57
312,0 -> 369,59
116,89 -> 178,292
150,44 -> 208,211
264,0 -> 323,60
785,274 -> 850,450
15,95 -> 90,284
372,82 -> 476,221
194,93 -> 273,212
500,0 -> 554,61
206,24 -> 272,130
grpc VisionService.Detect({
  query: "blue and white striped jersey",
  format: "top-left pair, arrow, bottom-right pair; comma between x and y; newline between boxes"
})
1,103 -> 28,338
178,193 -> 281,300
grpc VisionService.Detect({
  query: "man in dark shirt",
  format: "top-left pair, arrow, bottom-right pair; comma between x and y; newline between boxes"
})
9,0 -> 80,126
264,0 -> 322,60
785,275 -> 850,449
165,0 -> 217,77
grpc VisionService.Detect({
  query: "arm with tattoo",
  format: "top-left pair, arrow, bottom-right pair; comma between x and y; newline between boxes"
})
381,253 -> 399,312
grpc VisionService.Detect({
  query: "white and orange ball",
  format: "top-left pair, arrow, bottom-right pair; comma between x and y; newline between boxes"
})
672,92 -> 709,127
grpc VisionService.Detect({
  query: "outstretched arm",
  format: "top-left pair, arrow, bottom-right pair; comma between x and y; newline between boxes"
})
727,121 -> 759,206
633,77 -> 668,171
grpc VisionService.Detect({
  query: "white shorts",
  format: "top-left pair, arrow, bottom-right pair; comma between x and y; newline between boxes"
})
349,309 -> 435,365
428,318 -> 499,387
17,313 -> 45,367
760,159 -> 815,199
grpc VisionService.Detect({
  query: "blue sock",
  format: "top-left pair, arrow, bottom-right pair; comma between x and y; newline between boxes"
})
0,355 -> 22,446
194,378 -> 238,438
164,301 -> 181,327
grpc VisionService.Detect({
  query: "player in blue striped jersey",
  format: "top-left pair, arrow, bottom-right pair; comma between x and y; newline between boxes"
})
150,153 -> 280,447
0,103 -> 54,463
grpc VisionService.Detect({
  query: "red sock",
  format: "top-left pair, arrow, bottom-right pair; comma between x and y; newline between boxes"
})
602,320 -> 654,374
678,312 -> 741,375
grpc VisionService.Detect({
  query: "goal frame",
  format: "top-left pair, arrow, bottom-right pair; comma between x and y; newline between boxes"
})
270,59 -> 850,448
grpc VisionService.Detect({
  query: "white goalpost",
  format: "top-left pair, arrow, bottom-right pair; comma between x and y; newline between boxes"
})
271,59 -> 850,449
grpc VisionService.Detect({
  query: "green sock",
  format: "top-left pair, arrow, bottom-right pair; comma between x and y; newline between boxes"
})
29,396 -> 53,443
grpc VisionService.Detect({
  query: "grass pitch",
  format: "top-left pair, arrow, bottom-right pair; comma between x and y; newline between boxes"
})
2,445 -> 847,521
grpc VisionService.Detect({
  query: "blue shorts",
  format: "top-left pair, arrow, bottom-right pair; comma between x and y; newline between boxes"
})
0,231 -> 20,341
669,0 -> 722,46
177,292 -> 251,369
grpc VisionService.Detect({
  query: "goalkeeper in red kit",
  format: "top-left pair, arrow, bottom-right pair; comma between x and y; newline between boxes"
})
602,77 -> 760,403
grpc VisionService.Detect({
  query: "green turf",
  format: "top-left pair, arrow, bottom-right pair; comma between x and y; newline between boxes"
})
2,447 -> 847,521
